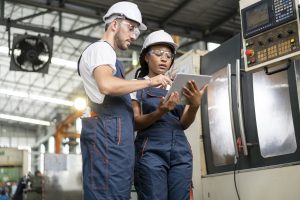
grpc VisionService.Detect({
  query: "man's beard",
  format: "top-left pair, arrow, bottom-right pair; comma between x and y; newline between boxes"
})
115,31 -> 129,50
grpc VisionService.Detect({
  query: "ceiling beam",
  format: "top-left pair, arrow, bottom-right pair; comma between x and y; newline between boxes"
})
6,0 -> 238,46
204,9 -> 240,37
160,0 -> 193,27
0,17 -> 142,50
146,20 -> 205,40
179,38 -> 202,49
13,9 -> 52,22
8,0 -> 213,41
67,21 -> 102,34
0,0 -> 4,19
8,0 -> 102,19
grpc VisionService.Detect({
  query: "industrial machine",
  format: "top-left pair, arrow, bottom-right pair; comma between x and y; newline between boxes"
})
241,0 -> 300,71
0,148 -> 29,199
0,148 -> 29,184
162,2 -> 300,199
43,153 -> 82,200
181,0 -> 300,199
198,31 -> 300,199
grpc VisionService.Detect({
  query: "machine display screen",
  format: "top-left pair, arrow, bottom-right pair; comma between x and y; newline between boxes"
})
246,3 -> 269,31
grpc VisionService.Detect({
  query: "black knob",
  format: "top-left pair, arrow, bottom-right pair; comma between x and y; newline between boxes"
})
268,38 -> 273,43
258,41 -> 264,46
288,30 -> 294,35
277,34 -> 282,38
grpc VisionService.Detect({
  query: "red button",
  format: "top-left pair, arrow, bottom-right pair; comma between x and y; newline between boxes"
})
245,49 -> 254,57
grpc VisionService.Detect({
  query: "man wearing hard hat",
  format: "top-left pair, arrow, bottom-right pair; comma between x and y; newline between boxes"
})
78,1 -> 172,200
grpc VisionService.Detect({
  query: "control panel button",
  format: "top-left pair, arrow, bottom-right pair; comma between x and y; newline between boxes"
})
287,30 -> 294,35
245,49 -> 255,57
258,41 -> 264,46
268,38 -> 273,43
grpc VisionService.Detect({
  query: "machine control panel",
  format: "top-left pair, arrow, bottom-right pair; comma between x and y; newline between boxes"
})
242,0 -> 296,39
240,0 -> 300,71
245,21 -> 299,67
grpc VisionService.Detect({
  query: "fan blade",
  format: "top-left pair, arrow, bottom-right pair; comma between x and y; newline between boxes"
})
18,39 -> 33,52
36,40 -> 47,54
32,58 -> 43,66
16,52 -> 27,65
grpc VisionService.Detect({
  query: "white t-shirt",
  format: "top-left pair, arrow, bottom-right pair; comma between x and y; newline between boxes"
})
79,40 -> 117,104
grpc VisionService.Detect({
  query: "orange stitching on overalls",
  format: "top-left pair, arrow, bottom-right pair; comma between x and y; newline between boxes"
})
141,137 -> 148,156
117,117 -> 121,145
189,184 -> 194,200
103,118 -> 109,195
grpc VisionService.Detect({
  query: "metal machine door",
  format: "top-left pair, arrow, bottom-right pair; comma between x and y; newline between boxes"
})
201,34 -> 300,174
201,34 -> 241,173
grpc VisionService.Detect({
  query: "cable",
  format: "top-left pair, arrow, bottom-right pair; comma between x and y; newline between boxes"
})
233,156 -> 241,200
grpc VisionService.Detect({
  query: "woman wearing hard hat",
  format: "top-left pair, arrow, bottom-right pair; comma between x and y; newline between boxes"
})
131,30 -> 208,200
78,2 -> 173,200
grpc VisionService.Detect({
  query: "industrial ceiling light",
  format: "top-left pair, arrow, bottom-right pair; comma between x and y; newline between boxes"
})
0,113 -> 51,126
30,94 -> 73,106
0,88 -> 73,106
73,97 -> 87,111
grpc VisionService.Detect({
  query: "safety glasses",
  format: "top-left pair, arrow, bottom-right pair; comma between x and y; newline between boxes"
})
119,20 -> 140,39
148,49 -> 174,60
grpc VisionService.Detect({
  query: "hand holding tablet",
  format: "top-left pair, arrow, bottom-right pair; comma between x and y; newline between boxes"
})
165,73 -> 211,105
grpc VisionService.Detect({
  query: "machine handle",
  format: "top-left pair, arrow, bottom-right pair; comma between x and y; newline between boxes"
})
227,64 -> 239,158
236,59 -> 248,156
264,59 -> 291,75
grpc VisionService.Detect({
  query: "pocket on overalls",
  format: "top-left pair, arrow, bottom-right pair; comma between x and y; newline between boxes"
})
146,91 -> 164,98
140,137 -> 149,157
81,117 -> 106,190
135,136 -> 149,158
81,117 -> 98,142
104,116 -> 122,145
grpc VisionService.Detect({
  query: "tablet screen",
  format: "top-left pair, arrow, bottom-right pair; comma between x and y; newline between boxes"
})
165,73 -> 211,104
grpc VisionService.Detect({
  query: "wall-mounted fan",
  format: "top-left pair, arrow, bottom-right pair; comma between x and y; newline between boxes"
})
10,34 -> 53,73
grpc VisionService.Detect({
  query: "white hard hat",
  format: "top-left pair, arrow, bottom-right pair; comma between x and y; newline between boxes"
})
138,30 -> 177,78
142,30 -> 178,52
103,1 -> 147,31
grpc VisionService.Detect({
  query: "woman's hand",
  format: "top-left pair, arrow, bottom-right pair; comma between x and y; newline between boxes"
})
158,92 -> 180,113
183,80 -> 208,107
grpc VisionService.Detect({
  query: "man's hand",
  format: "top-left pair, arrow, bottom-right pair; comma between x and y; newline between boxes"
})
149,74 -> 172,88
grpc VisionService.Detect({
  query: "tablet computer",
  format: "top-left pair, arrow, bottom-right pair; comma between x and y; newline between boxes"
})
165,73 -> 211,105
